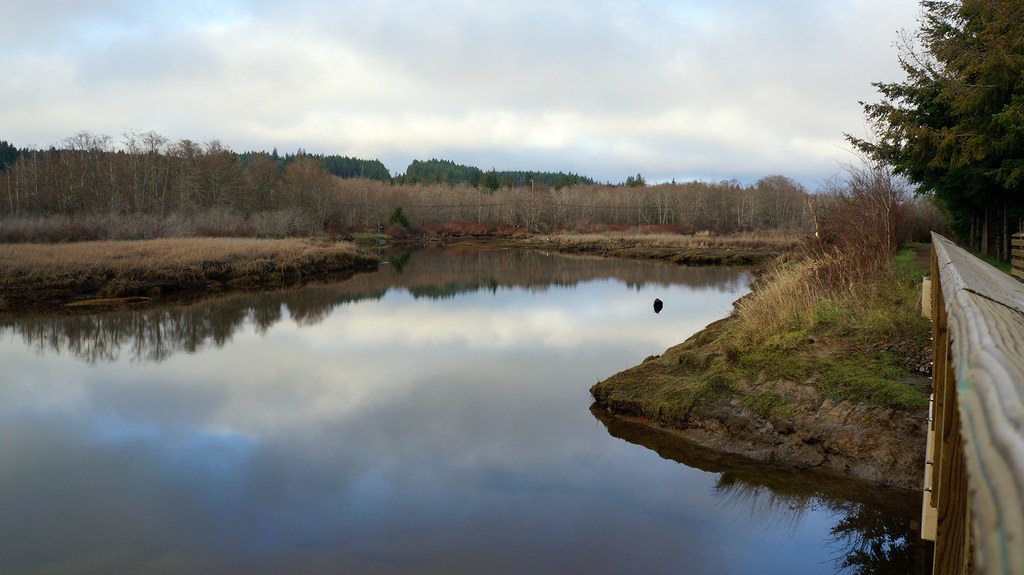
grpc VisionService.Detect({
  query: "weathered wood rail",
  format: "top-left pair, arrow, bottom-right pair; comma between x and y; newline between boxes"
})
923,232 -> 1024,574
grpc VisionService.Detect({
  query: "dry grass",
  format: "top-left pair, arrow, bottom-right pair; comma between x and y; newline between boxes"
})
0,237 -> 376,303
534,231 -> 802,252
524,231 -> 802,266
731,252 -> 842,342
594,245 -> 932,418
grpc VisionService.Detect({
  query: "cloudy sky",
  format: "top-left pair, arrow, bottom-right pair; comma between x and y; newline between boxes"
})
1,0 -> 920,188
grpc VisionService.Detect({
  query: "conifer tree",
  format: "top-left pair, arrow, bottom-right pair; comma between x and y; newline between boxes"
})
849,0 -> 1024,257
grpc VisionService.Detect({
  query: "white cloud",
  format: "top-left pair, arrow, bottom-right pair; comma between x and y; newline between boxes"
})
0,0 -> 921,186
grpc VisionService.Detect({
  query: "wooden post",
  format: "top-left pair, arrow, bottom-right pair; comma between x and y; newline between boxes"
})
922,276 -> 932,318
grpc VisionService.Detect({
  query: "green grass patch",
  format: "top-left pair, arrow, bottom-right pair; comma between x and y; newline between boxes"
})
816,358 -> 927,410
736,345 -> 810,382
893,244 -> 928,278
742,389 -> 792,419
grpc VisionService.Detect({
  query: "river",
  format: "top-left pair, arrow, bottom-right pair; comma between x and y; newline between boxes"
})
0,247 -> 923,574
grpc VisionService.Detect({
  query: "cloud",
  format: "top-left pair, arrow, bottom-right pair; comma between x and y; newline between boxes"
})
0,0 -> 921,186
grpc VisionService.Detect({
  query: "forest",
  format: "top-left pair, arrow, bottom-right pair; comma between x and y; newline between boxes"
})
0,129 -> 944,248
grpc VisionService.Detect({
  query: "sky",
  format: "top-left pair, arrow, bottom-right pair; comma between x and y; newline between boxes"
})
0,0 -> 921,188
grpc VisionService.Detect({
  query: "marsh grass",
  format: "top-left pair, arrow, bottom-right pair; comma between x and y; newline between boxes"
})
725,245 -> 930,410
536,231 -> 802,252
594,244 -> 932,419
0,237 -> 375,302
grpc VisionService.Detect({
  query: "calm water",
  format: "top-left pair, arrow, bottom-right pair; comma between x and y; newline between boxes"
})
0,248 -> 921,574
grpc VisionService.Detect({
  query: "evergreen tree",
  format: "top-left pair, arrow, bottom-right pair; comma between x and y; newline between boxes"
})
849,0 -> 1024,257
0,140 -> 20,171
483,168 -> 500,191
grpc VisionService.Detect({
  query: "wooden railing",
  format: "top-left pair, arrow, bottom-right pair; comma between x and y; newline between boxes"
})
923,233 -> 1024,574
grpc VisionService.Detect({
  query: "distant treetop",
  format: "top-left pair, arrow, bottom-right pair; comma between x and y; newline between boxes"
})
397,158 -> 595,189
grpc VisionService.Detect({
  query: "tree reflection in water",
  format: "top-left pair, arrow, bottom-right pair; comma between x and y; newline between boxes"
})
0,247 -> 747,364
826,500 -> 924,575
592,407 -> 930,575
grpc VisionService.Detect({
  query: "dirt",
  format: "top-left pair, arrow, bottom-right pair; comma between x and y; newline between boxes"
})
912,243 -> 932,273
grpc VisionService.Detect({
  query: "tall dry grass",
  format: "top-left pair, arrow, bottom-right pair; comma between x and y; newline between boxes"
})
731,252 -> 842,342
730,245 -> 928,353
0,209 -> 319,243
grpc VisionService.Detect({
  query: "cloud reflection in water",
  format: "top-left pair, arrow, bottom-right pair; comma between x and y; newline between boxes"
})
0,249 -> 919,574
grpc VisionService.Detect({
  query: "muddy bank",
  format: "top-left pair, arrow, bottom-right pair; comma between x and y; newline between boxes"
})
409,234 -> 788,266
0,232 -> 787,312
591,316 -> 929,491
0,238 -> 379,312
590,405 -> 923,507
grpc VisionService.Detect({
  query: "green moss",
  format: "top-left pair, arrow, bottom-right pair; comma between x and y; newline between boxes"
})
816,359 -> 927,410
742,389 -> 790,419
736,346 -> 810,383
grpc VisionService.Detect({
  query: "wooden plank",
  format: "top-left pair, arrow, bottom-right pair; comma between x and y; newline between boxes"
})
932,232 -> 1024,575
931,248 -> 949,513
922,392 -> 938,541
935,402 -> 968,574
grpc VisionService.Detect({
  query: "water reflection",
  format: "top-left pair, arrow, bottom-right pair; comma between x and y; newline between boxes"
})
0,248 -> 923,574
0,248 -> 746,363
592,408 -> 928,574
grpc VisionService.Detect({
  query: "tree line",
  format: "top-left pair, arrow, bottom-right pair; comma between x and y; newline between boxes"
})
0,130 -> 826,239
399,158 -> 595,189
0,129 -> 947,246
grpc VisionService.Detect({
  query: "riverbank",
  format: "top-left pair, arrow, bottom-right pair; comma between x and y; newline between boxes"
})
408,230 -> 798,266
0,237 -> 378,310
0,231 -> 793,310
591,246 -> 933,491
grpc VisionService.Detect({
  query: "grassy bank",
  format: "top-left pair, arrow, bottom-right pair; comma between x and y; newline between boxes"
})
0,237 -> 377,308
594,245 -> 931,421
591,244 -> 933,487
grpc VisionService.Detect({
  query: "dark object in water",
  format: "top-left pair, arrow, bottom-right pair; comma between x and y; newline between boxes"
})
653,298 -> 663,314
